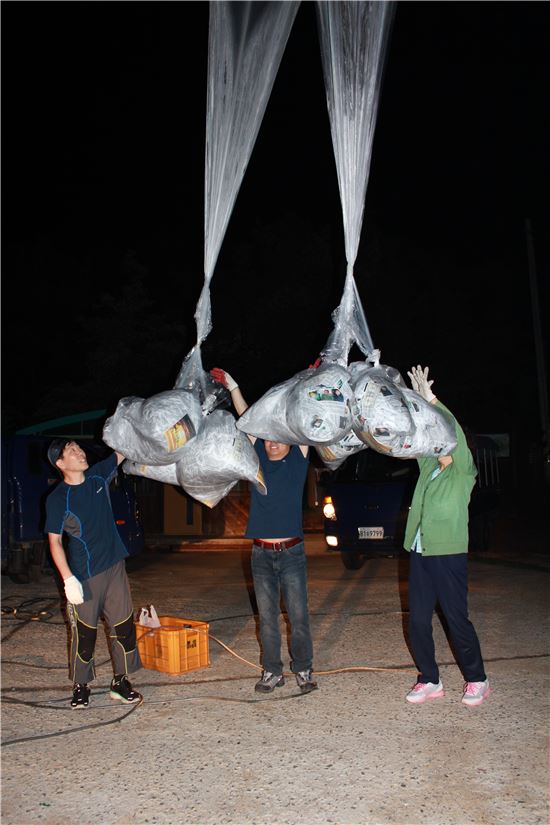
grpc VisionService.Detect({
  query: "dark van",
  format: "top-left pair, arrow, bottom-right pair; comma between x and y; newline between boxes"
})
1,435 -> 145,581
322,434 -> 501,570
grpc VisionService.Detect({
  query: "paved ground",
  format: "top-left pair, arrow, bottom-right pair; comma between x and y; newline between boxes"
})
1,513 -> 549,825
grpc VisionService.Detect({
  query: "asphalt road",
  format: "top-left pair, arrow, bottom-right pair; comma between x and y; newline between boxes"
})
1,531 -> 549,825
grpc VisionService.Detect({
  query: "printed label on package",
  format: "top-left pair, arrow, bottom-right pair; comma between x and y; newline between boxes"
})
164,415 -> 196,451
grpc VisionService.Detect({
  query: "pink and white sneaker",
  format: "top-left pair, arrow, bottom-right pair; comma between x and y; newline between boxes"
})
462,679 -> 492,707
405,680 -> 444,704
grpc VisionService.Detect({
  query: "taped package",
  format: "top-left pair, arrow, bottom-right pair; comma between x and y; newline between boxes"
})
123,460 -> 179,485
103,389 -> 203,465
176,410 -> 267,508
237,363 -> 354,446
351,362 -> 457,458
315,429 -> 366,471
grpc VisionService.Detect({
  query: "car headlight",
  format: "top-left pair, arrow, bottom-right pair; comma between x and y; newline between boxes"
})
326,535 -> 338,547
323,496 -> 336,520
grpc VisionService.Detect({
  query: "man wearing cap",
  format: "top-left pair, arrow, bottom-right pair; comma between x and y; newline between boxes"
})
209,367 -> 318,695
45,439 -> 142,708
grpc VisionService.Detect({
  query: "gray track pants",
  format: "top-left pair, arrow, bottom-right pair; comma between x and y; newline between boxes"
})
66,560 -> 141,684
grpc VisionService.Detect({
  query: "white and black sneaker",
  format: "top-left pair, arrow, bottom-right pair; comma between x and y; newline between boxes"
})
71,683 -> 90,709
295,669 -> 318,694
254,671 -> 285,693
109,675 -> 141,704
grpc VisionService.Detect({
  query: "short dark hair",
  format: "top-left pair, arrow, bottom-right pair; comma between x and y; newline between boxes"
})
47,439 -> 71,470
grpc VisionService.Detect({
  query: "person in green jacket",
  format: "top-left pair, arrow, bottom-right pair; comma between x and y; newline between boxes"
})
404,366 -> 492,707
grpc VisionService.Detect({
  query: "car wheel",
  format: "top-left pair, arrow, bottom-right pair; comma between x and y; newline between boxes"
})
341,550 -> 365,570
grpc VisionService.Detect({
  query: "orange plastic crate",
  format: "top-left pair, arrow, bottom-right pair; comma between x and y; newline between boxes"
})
135,616 -> 210,675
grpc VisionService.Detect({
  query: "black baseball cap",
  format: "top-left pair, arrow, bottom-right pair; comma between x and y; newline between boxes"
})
47,438 -> 71,469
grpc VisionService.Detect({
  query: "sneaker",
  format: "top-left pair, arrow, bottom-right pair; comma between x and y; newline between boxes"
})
405,680 -> 444,704
295,669 -> 318,694
462,679 -> 492,707
71,683 -> 90,709
254,671 -> 285,693
109,675 -> 141,704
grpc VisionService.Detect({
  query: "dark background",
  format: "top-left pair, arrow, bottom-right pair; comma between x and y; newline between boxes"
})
2,1 -> 549,457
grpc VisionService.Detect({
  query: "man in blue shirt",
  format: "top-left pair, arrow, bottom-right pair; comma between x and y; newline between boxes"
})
210,368 -> 317,694
45,439 -> 142,708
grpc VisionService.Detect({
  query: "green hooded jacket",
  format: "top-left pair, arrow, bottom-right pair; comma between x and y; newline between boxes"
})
404,401 -> 477,555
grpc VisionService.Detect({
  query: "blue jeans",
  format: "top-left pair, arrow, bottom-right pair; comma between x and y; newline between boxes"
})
251,542 -> 313,675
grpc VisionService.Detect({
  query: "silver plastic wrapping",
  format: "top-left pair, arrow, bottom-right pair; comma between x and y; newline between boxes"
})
102,389 -> 203,465
176,409 -> 267,509
315,429 -> 366,471
351,363 -> 457,458
236,363 -> 354,446
122,460 -> 179,486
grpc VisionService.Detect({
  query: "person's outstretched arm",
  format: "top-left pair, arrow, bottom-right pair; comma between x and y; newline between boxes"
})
209,367 -> 255,443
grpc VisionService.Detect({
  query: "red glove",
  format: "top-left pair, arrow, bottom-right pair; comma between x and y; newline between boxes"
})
309,357 -> 322,370
209,368 -> 238,392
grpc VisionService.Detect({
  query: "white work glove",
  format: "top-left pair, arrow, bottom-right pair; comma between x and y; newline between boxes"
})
64,575 -> 84,605
407,365 -> 437,403
209,367 -> 238,392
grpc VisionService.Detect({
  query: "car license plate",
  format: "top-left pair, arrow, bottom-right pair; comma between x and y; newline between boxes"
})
358,527 -> 384,539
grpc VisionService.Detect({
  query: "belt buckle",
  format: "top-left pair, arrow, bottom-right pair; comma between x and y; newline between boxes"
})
273,541 -> 284,552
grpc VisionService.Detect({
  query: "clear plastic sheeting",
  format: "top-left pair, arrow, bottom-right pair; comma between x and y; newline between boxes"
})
175,409 -> 267,508
315,0 -> 395,270
173,345 -> 228,413
236,363 -> 354,446
316,1 -> 395,363
194,0 -> 300,346
321,266 -> 375,365
351,363 -> 457,458
103,390 -> 203,465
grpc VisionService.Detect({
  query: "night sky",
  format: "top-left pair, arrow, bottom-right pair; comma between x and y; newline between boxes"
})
2,1 -> 549,447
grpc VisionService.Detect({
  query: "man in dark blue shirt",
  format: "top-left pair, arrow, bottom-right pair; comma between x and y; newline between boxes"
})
45,439 -> 142,708
210,368 -> 317,694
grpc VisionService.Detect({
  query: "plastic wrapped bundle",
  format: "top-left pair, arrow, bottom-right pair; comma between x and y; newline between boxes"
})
235,375 -> 298,443
176,410 -> 267,508
351,363 -> 457,458
316,429 -> 367,471
401,389 -> 458,457
103,390 -> 203,465
237,363 -> 354,446
122,460 -> 179,485
287,363 -> 354,444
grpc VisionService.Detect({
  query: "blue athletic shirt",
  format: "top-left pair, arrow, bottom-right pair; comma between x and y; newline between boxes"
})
45,454 -> 128,581
245,441 -> 309,539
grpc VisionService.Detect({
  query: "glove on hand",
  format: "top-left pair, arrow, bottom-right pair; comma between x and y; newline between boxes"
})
407,365 -> 436,403
64,575 -> 84,605
308,357 -> 322,370
209,368 -> 238,392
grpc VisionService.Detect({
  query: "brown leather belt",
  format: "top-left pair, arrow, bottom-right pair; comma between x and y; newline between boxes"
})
253,538 -> 302,552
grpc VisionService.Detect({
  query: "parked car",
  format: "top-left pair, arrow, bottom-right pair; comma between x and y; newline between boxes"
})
322,434 -> 501,570
1,435 -> 145,582
321,449 -> 418,569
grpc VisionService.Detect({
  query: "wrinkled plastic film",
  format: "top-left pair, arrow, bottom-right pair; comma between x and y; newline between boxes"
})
350,363 -> 457,459
103,389 -> 204,465
175,410 -> 267,508
316,1 -> 394,366
172,345 -> 228,415
196,0 -> 300,345
236,363 -> 355,446
321,265 -> 374,364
